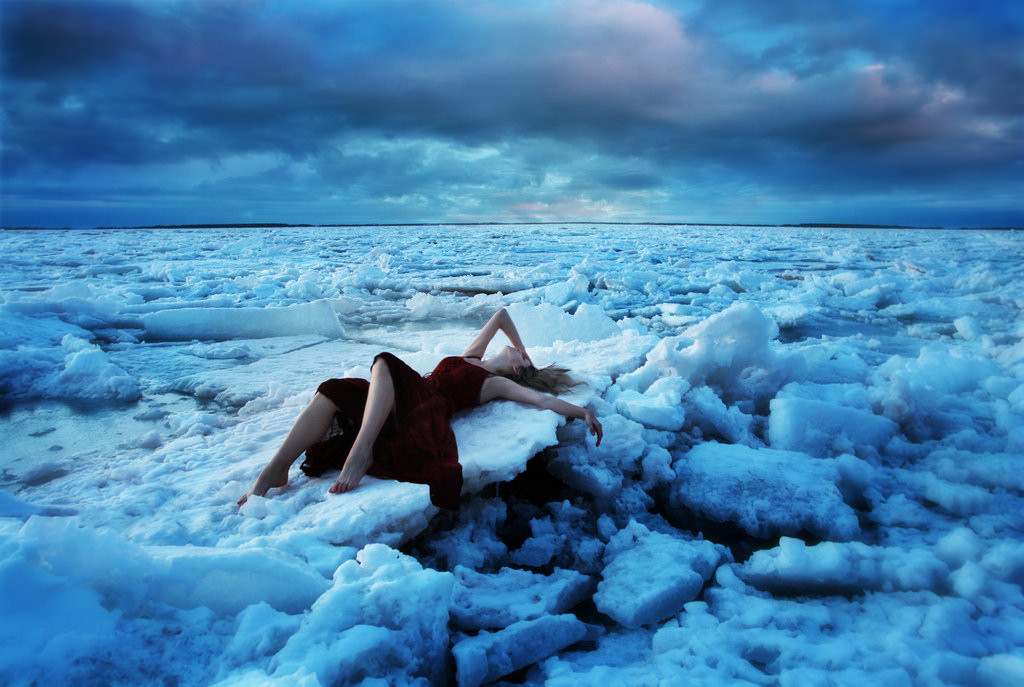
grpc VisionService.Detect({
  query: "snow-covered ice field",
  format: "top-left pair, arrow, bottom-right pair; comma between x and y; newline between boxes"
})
1,224 -> 1023,685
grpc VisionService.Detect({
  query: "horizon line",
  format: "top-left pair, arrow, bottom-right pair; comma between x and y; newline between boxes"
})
8,220 -> 1019,231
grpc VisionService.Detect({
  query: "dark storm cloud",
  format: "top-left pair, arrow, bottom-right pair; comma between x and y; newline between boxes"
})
3,0 -> 695,166
1,0 -> 1021,226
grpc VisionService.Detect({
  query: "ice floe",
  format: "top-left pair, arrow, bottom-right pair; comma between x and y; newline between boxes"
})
2,224 -> 1022,685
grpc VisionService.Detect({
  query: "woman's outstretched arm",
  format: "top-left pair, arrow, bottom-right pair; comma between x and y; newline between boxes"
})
462,308 -> 530,361
481,376 -> 602,446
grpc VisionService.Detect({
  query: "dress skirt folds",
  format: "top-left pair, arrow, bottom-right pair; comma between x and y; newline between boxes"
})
300,352 -> 491,510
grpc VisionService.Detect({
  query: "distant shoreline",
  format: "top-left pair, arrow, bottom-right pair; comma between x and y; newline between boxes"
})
6,221 -> 1018,231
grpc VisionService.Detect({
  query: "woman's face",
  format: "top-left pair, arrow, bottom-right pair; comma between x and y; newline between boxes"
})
503,346 -> 527,373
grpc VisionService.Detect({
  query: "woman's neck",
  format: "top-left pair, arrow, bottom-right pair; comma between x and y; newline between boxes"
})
473,356 -> 505,375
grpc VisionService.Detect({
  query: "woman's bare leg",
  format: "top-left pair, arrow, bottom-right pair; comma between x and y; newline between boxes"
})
330,358 -> 395,494
238,393 -> 339,506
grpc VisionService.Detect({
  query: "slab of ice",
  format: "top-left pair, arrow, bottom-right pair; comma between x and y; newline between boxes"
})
873,345 -> 1006,442
181,354 -> 566,553
456,401 -> 565,491
539,328 -> 658,393
683,385 -> 756,445
28,365 -> 564,561
626,301 -> 776,387
2,514 -> 335,683
541,273 -> 593,307
613,376 -> 690,431
147,545 -> 331,615
235,477 -> 437,551
797,343 -> 872,385
0,552 -> 119,682
594,520 -> 724,628
978,655 -> 1024,686
652,586 -> 983,686
245,544 -> 454,685
405,291 -> 504,320
769,382 -> 898,457
928,448 -> 1024,493
0,491 -> 73,518
669,442 -> 860,540
213,603 -> 303,684
505,302 -> 620,346
1,282 -> 135,337
170,339 -> 382,408
14,515 -> 329,616
537,625 -> 666,686
17,334 -> 142,402
615,302 -> 805,406
143,299 -> 344,341
737,537 -> 951,595
453,614 -> 588,687
0,310 -> 95,351
921,472 -> 994,517
451,565 -> 594,631
546,413 -> 645,501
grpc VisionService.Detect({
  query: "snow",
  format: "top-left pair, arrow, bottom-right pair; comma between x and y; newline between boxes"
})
2,223 -> 1023,685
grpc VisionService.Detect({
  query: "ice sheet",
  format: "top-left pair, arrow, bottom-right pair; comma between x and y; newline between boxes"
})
2,224 -> 1022,685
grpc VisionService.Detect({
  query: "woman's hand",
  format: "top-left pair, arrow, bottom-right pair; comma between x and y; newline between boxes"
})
583,409 -> 603,446
516,345 -> 532,367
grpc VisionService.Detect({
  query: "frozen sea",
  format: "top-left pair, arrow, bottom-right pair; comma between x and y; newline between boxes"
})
1,224 -> 1023,686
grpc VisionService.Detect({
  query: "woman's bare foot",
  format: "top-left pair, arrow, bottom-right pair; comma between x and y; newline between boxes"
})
237,464 -> 290,506
329,446 -> 373,495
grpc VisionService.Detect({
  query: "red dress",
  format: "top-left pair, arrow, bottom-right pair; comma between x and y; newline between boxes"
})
300,353 -> 491,509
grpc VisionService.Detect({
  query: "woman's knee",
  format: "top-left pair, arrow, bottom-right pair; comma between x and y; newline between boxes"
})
310,392 -> 341,413
371,357 -> 393,381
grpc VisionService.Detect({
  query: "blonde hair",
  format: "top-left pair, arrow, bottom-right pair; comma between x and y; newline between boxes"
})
506,363 -> 580,394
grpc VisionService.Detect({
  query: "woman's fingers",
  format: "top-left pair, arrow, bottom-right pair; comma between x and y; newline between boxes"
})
585,412 -> 603,446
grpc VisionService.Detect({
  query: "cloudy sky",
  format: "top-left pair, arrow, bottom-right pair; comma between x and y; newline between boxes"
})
2,0 -> 1021,228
